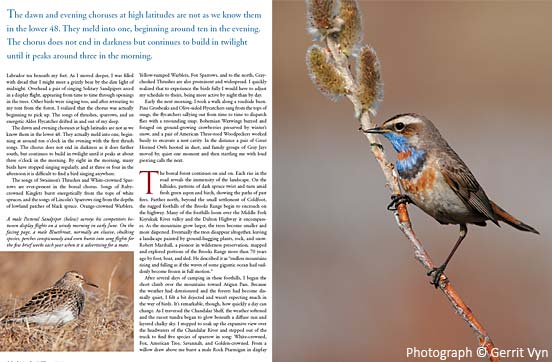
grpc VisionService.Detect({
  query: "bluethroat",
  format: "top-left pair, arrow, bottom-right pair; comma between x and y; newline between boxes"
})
364,113 -> 539,287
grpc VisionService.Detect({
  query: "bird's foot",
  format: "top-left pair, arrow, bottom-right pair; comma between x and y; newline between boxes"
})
370,143 -> 384,152
427,264 -> 447,288
387,194 -> 412,211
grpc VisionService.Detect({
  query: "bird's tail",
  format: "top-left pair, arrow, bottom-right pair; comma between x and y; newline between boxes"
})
490,201 -> 539,234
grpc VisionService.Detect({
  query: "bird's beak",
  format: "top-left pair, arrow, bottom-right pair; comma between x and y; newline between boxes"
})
86,281 -> 99,288
362,126 -> 388,134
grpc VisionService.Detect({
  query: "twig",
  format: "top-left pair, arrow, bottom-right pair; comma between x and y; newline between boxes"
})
307,3 -> 499,359
107,259 -> 121,304
394,204 -> 498,361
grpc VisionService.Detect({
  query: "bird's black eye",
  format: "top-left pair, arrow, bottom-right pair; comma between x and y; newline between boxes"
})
394,122 -> 405,131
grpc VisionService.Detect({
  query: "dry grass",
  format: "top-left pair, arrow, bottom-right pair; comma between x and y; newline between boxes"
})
0,252 -> 133,351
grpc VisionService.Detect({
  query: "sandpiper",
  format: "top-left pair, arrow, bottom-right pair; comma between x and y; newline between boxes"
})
2,271 -> 98,326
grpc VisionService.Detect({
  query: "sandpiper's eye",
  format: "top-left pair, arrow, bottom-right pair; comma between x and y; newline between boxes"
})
394,122 -> 405,131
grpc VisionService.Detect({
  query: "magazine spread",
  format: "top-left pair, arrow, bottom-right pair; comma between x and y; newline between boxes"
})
0,0 -> 271,360
4,1 -> 550,362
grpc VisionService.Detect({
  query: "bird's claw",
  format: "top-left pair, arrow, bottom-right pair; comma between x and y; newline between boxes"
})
387,194 -> 412,211
427,264 -> 447,288
370,143 -> 384,152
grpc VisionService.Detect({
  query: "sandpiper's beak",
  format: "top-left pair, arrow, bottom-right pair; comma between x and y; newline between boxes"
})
362,126 -> 388,134
86,281 -> 99,288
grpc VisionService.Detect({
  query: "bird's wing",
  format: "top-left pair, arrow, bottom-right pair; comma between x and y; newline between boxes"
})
440,154 -> 498,224
13,288 -> 71,317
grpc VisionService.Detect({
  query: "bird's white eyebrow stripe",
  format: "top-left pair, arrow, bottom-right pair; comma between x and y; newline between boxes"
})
383,114 -> 422,127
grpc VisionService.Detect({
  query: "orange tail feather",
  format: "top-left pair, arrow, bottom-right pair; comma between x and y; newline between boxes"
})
490,201 -> 539,234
